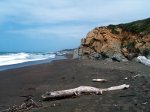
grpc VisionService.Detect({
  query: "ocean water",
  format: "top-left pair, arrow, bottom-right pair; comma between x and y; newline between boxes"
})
0,52 -> 65,71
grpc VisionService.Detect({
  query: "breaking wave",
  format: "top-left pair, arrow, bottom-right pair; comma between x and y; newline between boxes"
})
0,52 -> 56,66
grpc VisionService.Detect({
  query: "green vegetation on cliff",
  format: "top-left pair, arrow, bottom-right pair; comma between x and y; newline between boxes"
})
108,17 -> 150,35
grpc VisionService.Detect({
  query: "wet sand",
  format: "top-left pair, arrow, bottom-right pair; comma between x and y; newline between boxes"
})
0,58 -> 150,112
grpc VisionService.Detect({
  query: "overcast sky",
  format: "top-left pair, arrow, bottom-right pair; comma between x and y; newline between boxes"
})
0,0 -> 150,52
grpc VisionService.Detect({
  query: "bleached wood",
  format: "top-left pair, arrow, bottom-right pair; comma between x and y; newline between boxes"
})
41,84 -> 129,100
106,84 -> 129,91
92,79 -> 107,82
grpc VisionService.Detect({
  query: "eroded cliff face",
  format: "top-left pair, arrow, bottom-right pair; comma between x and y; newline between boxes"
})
74,18 -> 150,61
120,31 -> 150,60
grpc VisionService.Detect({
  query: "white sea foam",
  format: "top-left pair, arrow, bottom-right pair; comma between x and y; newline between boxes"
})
0,52 -> 55,66
137,56 -> 150,66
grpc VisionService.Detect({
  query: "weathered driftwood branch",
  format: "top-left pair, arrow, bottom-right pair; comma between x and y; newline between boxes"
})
41,84 -> 129,100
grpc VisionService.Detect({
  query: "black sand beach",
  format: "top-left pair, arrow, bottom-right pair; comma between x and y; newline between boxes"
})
0,58 -> 150,112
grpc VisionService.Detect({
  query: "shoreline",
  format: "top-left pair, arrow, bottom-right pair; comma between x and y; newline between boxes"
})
0,55 -> 66,72
0,58 -> 150,112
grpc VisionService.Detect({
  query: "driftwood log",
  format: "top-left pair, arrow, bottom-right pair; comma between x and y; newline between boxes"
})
42,84 -> 129,100
92,78 -> 107,82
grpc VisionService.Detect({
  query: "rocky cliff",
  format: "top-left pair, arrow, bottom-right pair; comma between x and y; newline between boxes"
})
74,18 -> 150,61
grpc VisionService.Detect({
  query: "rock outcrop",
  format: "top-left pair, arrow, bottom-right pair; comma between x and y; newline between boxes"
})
74,18 -> 150,61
